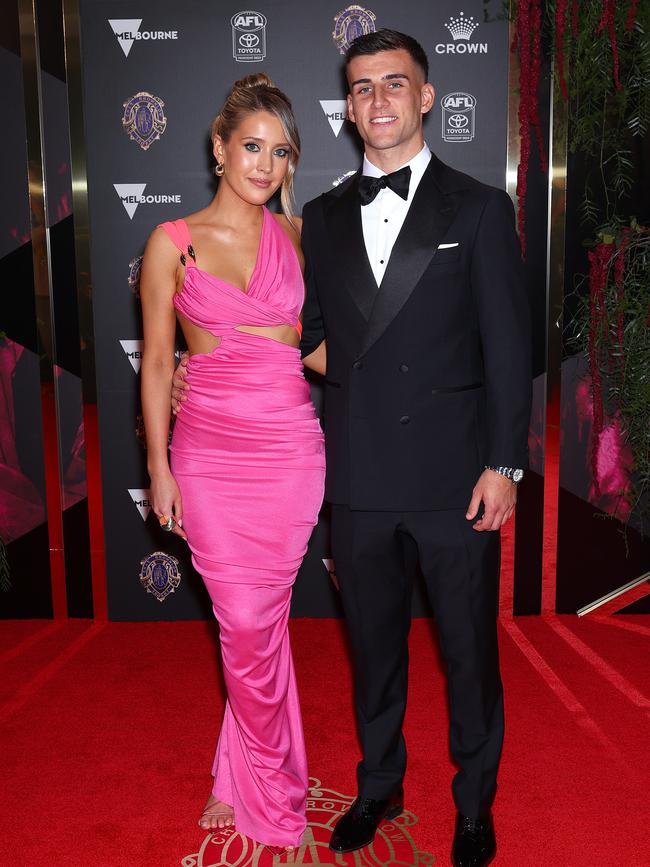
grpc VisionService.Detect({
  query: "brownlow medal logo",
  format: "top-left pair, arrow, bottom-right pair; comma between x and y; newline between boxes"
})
181,777 -> 435,865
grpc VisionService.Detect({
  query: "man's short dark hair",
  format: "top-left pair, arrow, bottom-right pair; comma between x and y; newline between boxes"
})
345,29 -> 429,82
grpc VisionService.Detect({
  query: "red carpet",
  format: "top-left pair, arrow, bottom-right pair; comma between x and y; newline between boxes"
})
1,615 -> 649,866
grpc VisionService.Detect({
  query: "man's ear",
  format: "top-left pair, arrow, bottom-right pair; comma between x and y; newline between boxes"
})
421,83 -> 435,116
346,93 -> 356,124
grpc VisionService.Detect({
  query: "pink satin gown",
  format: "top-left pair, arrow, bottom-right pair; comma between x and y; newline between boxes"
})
158,208 -> 325,848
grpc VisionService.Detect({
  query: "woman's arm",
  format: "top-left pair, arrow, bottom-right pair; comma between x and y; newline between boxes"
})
140,228 -> 187,539
300,205 -> 327,376
302,340 -> 326,375
298,204 -> 327,377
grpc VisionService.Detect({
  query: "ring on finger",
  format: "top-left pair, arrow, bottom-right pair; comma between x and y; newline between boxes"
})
159,515 -> 176,532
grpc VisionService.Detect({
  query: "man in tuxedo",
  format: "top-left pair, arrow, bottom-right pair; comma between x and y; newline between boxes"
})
299,30 -> 531,867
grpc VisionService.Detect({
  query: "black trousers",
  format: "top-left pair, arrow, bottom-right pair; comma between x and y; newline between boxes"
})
330,504 -> 504,820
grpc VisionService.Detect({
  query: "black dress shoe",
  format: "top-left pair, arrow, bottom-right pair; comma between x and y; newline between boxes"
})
329,788 -> 404,853
451,813 -> 496,867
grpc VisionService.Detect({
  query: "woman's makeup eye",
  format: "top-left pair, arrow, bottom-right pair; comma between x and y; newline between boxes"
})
274,148 -> 289,158
244,142 -> 259,151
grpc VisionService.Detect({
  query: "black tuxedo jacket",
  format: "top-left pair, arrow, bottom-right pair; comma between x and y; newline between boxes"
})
300,154 -> 532,511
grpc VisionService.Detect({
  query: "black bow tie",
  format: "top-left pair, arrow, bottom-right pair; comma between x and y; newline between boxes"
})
358,166 -> 412,205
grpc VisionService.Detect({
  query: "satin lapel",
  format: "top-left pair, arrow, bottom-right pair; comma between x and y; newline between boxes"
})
360,163 -> 455,356
324,172 -> 379,320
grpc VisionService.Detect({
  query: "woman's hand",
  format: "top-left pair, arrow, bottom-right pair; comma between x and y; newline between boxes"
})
150,469 -> 187,540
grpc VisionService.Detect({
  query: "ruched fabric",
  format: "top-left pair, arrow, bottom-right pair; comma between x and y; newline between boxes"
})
160,208 -> 324,847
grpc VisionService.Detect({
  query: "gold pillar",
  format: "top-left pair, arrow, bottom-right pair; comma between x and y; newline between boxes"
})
542,72 -> 568,615
17,0 -> 67,618
62,0 -> 108,620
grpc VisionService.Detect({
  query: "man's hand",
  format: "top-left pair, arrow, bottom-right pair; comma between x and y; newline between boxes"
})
171,352 -> 190,414
466,469 -> 517,532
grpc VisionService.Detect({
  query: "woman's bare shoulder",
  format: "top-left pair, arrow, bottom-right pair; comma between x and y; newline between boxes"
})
272,212 -> 303,236
143,224 -> 183,280
149,205 -> 212,257
145,225 -> 176,256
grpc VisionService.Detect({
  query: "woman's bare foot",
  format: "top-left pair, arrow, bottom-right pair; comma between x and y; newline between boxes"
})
198,794 -> 235,831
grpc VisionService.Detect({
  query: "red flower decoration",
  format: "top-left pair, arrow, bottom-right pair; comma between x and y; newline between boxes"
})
513,0 -> 547,258
556,0 -> 569,100
626,0 -> 639,32
587,242 -> 615,496
598,0 -> 622,89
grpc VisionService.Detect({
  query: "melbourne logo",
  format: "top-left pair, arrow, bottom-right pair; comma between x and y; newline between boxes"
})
128,489 -> 151,521
108,19 -> 179,58
435,11 -> 487,54
113,183 -> 181,220
139,552 -> 180,603
319,100 -> 348,137
442,92 -> 476,143
122,92 -> 167,151
181,778 -> 434,865
120,339 -> 143,373
332,5 -> 376,55
231,11 -> 267,62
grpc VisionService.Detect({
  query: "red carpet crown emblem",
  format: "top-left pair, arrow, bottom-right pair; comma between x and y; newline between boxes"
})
181,778 -> 435,865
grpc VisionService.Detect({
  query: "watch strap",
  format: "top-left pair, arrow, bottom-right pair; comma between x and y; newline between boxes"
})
484,465 -> 524,484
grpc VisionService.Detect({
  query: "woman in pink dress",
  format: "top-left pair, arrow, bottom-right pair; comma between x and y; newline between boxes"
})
140,74 -> 325,854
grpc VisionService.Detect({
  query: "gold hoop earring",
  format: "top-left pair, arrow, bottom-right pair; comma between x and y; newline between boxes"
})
214,161 -> 225,177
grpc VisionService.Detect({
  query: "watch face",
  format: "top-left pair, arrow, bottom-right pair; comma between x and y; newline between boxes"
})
513,469 -> 524,483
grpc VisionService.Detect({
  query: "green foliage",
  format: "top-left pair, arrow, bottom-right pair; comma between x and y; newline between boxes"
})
513,7 -> 650,530
578,184 -> 600,226
559,1 -> 650,223
534,1 -> 650,524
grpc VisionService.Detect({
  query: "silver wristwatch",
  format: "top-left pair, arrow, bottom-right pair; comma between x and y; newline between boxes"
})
484,465 -> 524,484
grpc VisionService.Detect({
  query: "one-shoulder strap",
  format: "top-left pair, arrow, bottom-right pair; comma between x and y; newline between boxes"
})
158,219 -> 196,267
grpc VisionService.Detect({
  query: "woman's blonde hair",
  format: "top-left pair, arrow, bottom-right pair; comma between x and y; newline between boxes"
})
212,73 -> 300,220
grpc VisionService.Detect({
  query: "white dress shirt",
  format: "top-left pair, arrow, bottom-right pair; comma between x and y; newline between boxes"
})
360,143 -> 432,286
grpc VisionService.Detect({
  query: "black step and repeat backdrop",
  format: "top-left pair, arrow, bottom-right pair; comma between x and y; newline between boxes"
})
79,0 -> 510,619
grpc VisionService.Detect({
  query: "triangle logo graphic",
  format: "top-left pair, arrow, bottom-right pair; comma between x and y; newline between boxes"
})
108,19 -> 143,57
319,100 -> 348,137
114,183 -> 146,219
128,489 -> 152,521
120,339 -> 144,373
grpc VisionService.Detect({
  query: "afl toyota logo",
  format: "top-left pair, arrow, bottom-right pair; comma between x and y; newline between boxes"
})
442,92 -> 476,142
232,11 -> 266,62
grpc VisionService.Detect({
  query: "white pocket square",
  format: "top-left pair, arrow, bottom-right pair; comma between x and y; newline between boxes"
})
437,242 -> 459,249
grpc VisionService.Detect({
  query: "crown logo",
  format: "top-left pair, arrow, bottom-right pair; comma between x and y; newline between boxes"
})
444,11 -> 478,40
